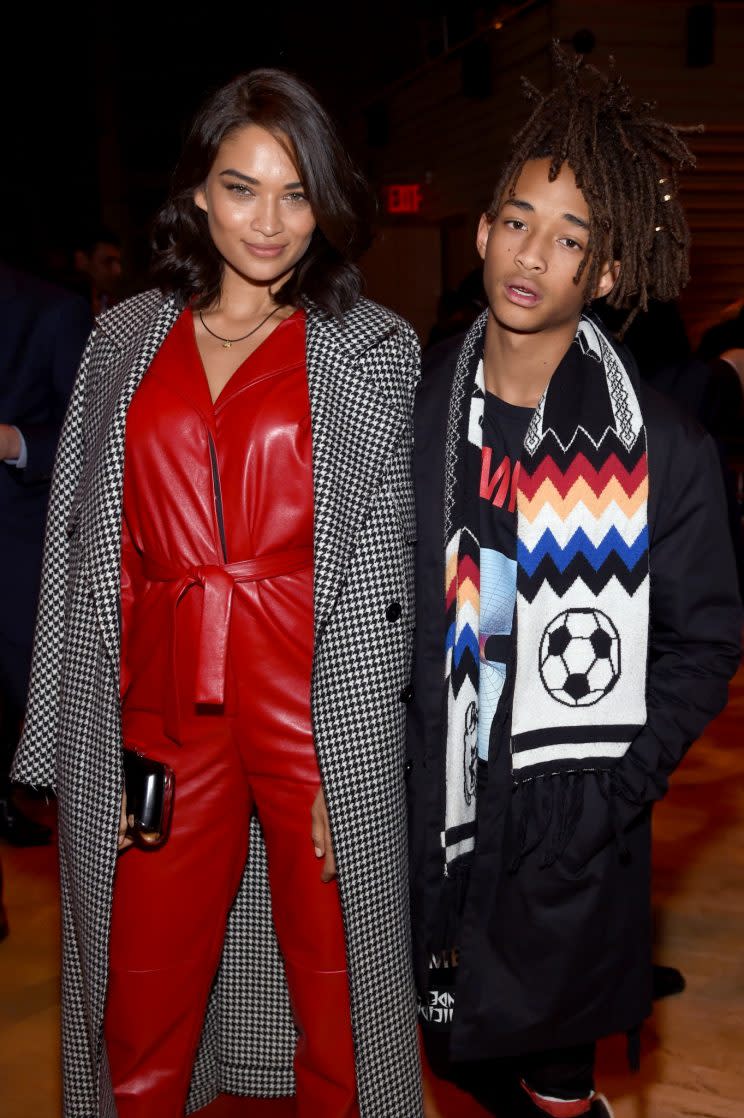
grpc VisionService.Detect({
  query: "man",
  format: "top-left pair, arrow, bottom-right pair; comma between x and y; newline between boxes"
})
407,49 -> 741,1117
73,226 -> 122,315
0,263 -> 90,843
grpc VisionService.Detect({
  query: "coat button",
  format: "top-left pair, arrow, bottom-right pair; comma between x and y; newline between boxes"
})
386,601 -> 402,623
404,759 -> 414,777
399,683 -> 414,704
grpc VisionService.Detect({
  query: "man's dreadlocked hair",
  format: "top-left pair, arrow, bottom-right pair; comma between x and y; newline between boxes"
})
488,45 -> 699,331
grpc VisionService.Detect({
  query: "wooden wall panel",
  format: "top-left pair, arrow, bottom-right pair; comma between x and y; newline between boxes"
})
356,2 -> 744,346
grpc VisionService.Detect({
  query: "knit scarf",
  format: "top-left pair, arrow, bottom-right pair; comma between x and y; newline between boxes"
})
442,311 -> 649,874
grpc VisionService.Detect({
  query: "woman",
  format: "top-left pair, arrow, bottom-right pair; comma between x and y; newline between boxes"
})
13,70 -> 422,1118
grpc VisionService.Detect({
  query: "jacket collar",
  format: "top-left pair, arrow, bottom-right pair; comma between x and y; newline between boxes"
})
96,292 -> 405,357
95,288 -> 171,348
304,297 -> 403,358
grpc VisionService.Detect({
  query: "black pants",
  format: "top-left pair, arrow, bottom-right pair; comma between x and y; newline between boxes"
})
422,760 -> 596,1110
424,1029 -> 595,1110
520,1044 -> 595,1099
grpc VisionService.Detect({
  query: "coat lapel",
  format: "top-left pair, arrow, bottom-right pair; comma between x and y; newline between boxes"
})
306,303 -> 409,634
83,294 -> 181,663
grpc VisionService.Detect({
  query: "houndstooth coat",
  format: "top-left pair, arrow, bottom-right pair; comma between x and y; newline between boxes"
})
12,289 -> 424,1118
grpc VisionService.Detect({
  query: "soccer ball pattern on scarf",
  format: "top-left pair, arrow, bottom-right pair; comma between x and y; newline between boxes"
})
539,607 -> 620,706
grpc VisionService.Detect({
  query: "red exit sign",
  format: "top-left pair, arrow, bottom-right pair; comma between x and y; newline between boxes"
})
385,183 -> 424,214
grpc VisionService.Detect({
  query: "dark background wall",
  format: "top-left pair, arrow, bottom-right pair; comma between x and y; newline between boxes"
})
352,0 -> 744,343
2,1 -> 742,345
0,0 -> 491,275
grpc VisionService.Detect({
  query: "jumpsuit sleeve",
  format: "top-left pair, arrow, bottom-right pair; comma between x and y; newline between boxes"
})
11,330 -> 97,789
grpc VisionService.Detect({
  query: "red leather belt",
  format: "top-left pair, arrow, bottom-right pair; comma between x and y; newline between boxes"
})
142,547 -> 313,742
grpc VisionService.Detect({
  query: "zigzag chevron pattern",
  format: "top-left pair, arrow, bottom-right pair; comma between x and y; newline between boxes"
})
523,420 -> 646,463
518,451 -> 647,501
519,525 -> 649,576
445,529 -> 480,693
520,501 -> 647,549
517,424 -> 649,600
520,476 -> 647,522
518,550 -> 649,600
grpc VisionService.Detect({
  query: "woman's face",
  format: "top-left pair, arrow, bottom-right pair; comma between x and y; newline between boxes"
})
194,124 -> 317,288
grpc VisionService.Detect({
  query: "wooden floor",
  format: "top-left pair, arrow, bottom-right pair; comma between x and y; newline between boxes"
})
2,670 -> 743,1118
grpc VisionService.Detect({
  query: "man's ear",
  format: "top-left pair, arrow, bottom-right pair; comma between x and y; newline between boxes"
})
595,259 -> 621,299
73,249 -> 89,274
476,213 -> 492,261
194,185 -> 208,214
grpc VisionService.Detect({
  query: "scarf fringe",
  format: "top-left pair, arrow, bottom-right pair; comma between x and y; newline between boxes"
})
601,769 -> 632,864
508,769 -> 628,874
430,767 -> 637,950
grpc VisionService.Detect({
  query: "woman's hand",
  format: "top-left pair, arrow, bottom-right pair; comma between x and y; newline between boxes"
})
117,790 -> 134,852
311,786 -> 337,883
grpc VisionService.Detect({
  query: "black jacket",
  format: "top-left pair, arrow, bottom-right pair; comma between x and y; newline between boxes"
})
407,332 -> 741,1062
0,264 -> 90,699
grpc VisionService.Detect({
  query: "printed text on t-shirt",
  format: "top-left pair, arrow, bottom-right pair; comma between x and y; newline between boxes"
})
480,448 -> 521,513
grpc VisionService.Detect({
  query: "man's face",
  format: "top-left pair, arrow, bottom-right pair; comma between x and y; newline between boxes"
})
76,241 -> 122,295
89,242 -> 122,294
476,157 -> 617,339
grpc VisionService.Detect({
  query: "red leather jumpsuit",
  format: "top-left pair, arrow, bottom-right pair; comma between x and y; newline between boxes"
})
104,308 -> 358,1117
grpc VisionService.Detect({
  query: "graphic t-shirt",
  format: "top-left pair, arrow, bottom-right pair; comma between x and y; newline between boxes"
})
478,374 -> 534,761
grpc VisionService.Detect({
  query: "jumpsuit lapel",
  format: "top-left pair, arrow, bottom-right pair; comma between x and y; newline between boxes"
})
306,306 -> 408,636
148,306 -> 216,421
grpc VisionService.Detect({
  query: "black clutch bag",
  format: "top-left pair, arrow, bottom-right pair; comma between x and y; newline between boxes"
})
122,749 -> 175,849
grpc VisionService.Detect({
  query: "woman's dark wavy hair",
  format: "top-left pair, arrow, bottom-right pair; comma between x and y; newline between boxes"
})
488,45 -> 699,334
151,69 -> 373,317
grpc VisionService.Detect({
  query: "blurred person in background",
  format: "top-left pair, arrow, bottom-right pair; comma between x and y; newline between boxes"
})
697,297 -> 744,363
699,300 -> 744,448
72,225 -> 123,315
427,266 -> 488,349
0,261 -> 90,845
598,297 -> 744,595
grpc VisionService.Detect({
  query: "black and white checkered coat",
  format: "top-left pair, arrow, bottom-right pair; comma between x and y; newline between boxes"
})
12,290 -> 424,1118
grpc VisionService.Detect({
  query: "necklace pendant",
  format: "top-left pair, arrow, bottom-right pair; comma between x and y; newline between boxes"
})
222,340 -> 232,350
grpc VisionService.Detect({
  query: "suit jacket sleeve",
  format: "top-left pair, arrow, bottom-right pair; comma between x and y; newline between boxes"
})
15,294 -> 91,482
11,330 -> 97,788
613,418 -> 741,813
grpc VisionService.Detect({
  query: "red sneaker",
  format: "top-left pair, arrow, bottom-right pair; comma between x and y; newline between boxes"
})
515,1080 -> 615,1118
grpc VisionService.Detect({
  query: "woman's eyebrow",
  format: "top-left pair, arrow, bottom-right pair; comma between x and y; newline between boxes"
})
219,169 -> 259,184
219,168 -> 303,190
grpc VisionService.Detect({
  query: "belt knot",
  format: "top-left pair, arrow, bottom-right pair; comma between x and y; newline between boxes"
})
140,547 -> 313,742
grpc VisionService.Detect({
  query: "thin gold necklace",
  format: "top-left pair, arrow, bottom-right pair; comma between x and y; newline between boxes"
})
199,305 -> 281,349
